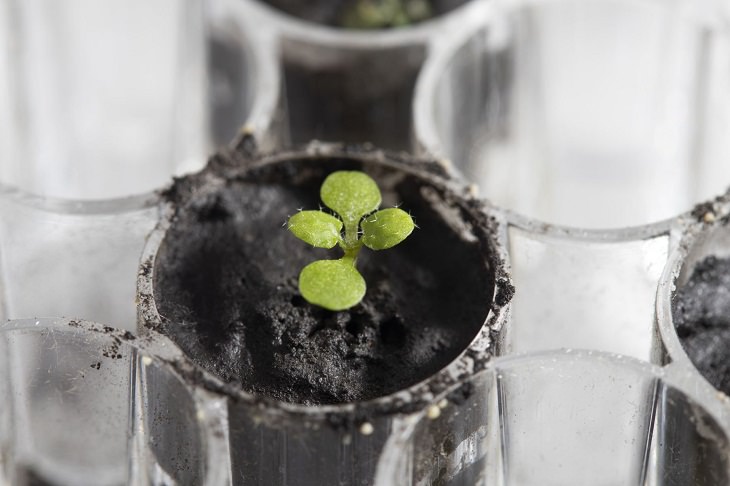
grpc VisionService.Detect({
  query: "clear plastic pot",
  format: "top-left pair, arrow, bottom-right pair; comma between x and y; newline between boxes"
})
0,318 -> 231,485
656,194 -> 730,401
414,0 -> 730,230
224,0 -> 492,151
0,189 -> 157,331
376,350 -> 730,485
136,142 -> 513,485
0,0 -> 260,200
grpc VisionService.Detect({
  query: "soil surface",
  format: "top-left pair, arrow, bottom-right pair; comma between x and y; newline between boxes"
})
154,157 -> 494,405
673,255 -> 730,396
262,0 -> 467,28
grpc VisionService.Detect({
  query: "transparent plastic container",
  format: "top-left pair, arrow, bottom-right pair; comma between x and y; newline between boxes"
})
656,195 -> 730,400
0,189 -> 157,331
0,318 -> 231,486
0,0 -> 730,485
136,143 -> 514,486
0,0 -> 257,200
234,0 -> 492,151
375,350 -> 730,486
414,0 -> 730,230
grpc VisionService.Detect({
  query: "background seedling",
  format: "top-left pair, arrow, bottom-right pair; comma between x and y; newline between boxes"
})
340,0 -> 433,29
287,171 -> 415,310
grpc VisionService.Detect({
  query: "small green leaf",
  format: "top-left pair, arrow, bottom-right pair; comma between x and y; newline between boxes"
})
321,171 -> 381,224
299,259 -> 366,311
287,211 -> 343,249
361,207 -> 415,250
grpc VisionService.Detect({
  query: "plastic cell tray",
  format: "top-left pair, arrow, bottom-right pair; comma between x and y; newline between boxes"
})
1,0 -> 730,484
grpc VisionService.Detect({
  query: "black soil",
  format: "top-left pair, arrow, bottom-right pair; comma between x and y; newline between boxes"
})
673,255 -> 730,396
282,45 -> 424,152
261,0 -> 467,28
154,157 -> 494,405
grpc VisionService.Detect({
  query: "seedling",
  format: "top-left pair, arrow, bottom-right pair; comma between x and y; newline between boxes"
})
340,0 -> 433,29
287,171 -> 415,311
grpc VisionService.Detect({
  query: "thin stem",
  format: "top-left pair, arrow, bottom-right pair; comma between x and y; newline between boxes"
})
343,221 -> 360,247
339,219 -> 363,265
341,250 -> 359,266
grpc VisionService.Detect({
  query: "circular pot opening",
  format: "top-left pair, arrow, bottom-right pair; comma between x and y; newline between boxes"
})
258,0 -> 470,28
148,148 -> 502,406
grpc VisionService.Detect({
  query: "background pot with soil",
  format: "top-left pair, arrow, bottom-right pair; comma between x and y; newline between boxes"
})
137,138 -> 512,485
657,195 -> 730,400
235,0 -> 487,153
259,0 -> 469,29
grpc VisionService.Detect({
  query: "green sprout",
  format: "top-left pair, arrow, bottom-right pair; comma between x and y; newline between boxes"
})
287,171 -> 415,311
340,0 -> 433,29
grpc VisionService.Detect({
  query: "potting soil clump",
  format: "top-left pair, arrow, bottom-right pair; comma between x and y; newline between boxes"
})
673,255 -> 730,396
153,158 -> 494,405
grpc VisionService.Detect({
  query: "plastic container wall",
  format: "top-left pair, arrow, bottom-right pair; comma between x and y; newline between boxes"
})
0,319 -> 231,486
0,0 -> 263,200
376,351 -> 730,486
415,0 -> 730,229
0,191 -> 157,331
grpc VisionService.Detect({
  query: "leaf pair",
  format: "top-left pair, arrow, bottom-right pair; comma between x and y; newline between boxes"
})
288,171 -> 414,251
288,206 -> 414,252
287,171 -> 415,311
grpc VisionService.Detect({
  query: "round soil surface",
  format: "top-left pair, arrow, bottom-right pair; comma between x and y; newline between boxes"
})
153,156 -> 495,405
673,255 -> 730,396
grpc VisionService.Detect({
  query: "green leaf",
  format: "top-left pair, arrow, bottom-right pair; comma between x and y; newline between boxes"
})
299,259 -> 366,311
287,211 -> 343,249
320,171 -> 381,224
361,207 -> 415,250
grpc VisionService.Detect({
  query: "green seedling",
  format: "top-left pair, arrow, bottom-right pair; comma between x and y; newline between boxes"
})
287,171 -> 415,311
340,0 -> 433,29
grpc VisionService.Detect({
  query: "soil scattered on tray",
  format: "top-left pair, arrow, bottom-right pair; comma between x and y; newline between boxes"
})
153,158 -> 494,405
673,255 -> 730,396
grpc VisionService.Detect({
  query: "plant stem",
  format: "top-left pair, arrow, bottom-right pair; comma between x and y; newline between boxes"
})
340,220 -> 363,265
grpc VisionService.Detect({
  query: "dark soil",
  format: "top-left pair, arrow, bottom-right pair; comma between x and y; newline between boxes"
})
282,44 -> 424,151
153,157 -> 495,405
261,0 -> 467,28
673,255 -> 730,395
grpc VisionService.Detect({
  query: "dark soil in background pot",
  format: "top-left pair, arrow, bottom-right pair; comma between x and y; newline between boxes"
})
281,41 -> 425,152
152,155 -> 497,405
673,255 -> 730,396
261,0 -> 468,28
